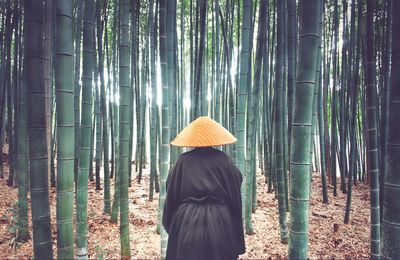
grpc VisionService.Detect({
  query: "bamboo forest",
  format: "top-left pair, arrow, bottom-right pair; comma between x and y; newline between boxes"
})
0,0 -> 399,259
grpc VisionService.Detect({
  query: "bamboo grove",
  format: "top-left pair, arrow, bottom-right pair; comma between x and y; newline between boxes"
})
0,0 -> 399,259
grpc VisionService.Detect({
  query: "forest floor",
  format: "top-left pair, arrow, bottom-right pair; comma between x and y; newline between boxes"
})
0,156 -> 370,259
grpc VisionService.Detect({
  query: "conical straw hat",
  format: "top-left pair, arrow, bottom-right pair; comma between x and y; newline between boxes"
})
171,116 -> 237,147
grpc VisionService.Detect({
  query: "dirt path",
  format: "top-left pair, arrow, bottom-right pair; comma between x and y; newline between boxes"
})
0,164 -> 370,259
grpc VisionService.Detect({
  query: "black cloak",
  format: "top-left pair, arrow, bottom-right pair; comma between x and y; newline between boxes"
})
162,147 -> 246,260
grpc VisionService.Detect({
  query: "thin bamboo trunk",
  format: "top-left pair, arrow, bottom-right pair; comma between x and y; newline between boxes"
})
119,0 -> 131,257
159,0 -> 170,256
149,0 -> 158,201
275,0 -> 288,244
44,0 -> 52,191
331,0 -> 339,197
287,0 -> 296,157
97,0 -> 110,213
344,0 -> 360,224
74,0 -> 84,181
16,48 -> 29,243
76,0 -> 95,257
110,0 -> 120,223
245,0 -> 267,235
365,0 -> 381,258
94,5 -> 102,190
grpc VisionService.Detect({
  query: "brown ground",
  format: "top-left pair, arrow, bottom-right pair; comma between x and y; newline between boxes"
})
0,160 -> 370,259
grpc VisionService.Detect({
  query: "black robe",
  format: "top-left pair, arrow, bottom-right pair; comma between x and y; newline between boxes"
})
162,147 -> 246,260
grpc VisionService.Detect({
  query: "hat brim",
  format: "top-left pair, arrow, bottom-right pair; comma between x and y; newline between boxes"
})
171,138 -> 237,147
170,116 -> 237,147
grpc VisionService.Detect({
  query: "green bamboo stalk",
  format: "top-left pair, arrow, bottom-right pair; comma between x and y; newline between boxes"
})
262,1 -> 271,190
267,8 -> 275,191
331,0 -> 339,197
25,0 -> 54,257
5,0 -> 15,187
128,7 -> 136,187
365,0 -> 381,258
287,0 -> 296,155
344,0 -> 360,224
245,0 -> 267,235
110,0 -> 120,223
132,1 -> 139,179
74,0 -> 84,181
159,0 -> 170,256
179,0 -> 186,131
360,81 -> 367,182
16,59 -> 29,242
192,0 -> 207,119
94,5 -> 102,189
379,0 -> 392,225
138,21 -> 149,183
311,0 -> 323,196
288,0 -> 320,258
338,0 -> 348,194
110,153 -> 120,222
91,19 -> 98,184
318,0 -> 328,205
6,80 -> 15,187
43,0 -> 52,192
97,0 -> 110,214
383,0 -> 400,258
119,0 -> 131,257
237,0 -> 251,225
11,0 -> 21,189
50,115 -> 57,188
76,0 -> 95,257
214,0 -> 221,123
89,25 -> 97,184
149,0 -> 157,201
310,63 -> 320,179
282,0 -> 289,213
89,113 -> 95,181
322,11 -> 332,184
275,0 -> 288,244
54,1 -> 75,258
167,0 -> 178,166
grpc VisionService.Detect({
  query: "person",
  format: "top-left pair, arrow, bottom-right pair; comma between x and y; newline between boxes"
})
162,116 -> 246,260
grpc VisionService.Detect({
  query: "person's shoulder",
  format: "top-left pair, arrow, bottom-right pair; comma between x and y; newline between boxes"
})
178,148 -> 232,163
212,148 -> 230,158
179,149 -> 194,158
210,148 -> 235,165
176,149 -> 197,163
212,149 -> 242,179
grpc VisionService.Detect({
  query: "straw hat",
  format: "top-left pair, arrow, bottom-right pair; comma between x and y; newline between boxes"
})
171,116 -> 237,147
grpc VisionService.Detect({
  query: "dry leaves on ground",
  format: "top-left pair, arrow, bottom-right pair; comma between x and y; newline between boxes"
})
0,162 -> 370,259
